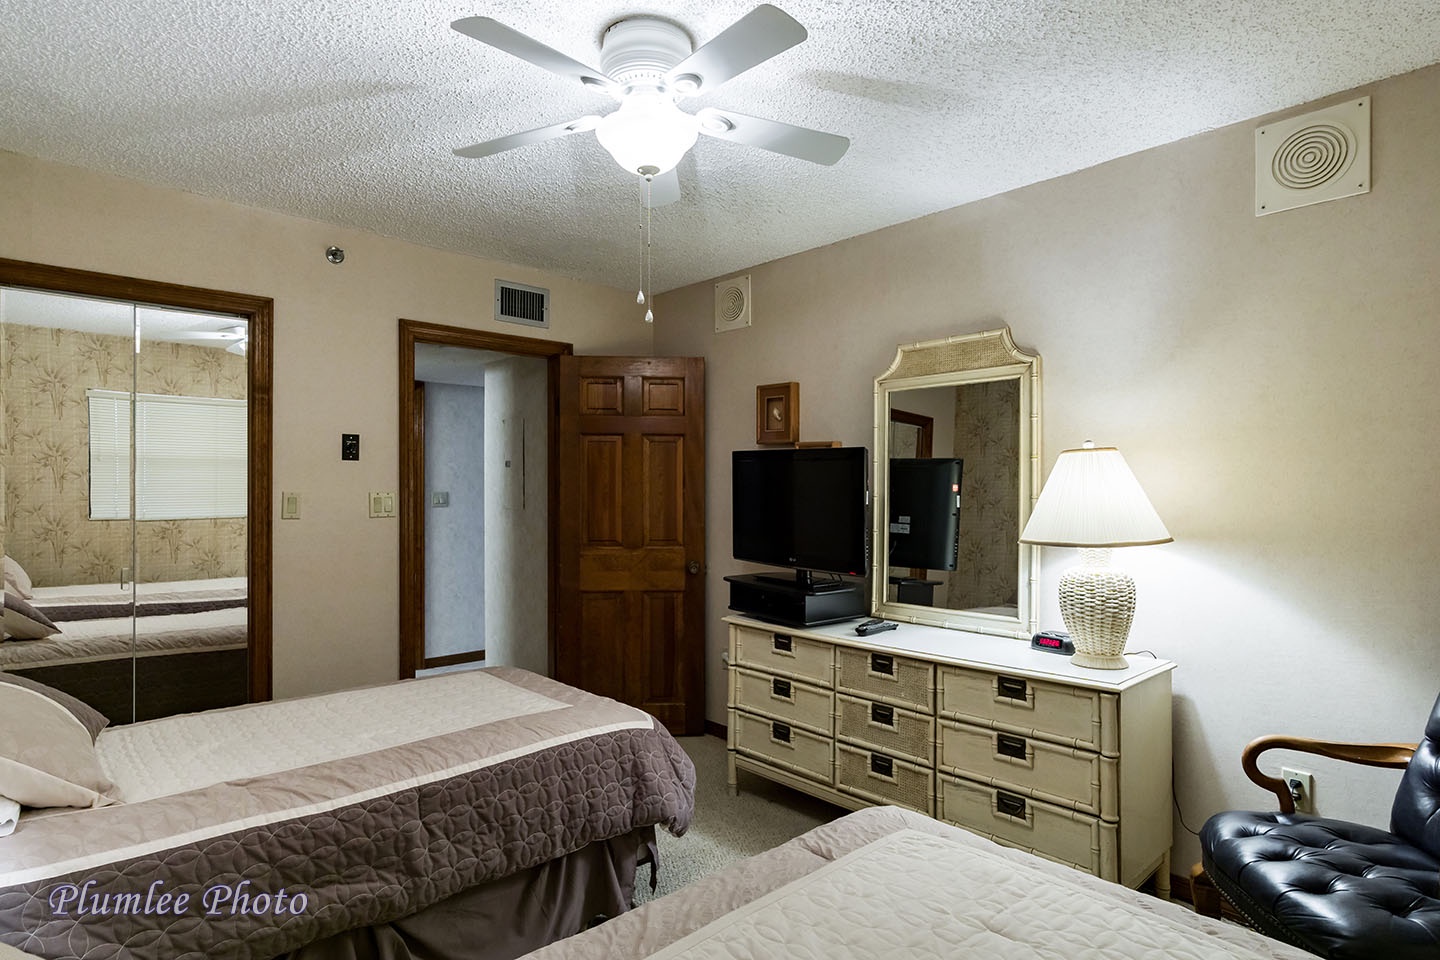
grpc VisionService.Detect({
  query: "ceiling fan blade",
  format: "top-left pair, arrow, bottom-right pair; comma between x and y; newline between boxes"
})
696,108 -> 849,165
647,168 -> 682,208
452,17 -> 614,92
454,116 -> 601,159
666,5 -> 807,96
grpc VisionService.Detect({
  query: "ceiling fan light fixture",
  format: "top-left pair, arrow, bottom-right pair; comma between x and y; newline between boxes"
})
671,73 -> 702,95
595,96 -> 699,176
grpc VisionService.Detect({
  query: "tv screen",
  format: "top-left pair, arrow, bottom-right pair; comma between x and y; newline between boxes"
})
888,458 -> 963,571
732,447 -> 869,577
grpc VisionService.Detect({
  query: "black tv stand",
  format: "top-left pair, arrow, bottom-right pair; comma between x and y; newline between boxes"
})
725,572 -> 867,627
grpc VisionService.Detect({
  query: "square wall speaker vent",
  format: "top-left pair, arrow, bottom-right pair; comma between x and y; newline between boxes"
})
715,275 -> 751,333
1256,97 -> 1370,217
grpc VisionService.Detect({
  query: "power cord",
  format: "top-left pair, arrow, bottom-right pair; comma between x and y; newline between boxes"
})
1173,769 -> 1202,837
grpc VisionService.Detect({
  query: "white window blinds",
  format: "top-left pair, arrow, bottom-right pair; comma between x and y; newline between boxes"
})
88,389 -> 247,521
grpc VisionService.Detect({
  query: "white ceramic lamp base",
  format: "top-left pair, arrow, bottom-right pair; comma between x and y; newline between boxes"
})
1057,548 -> 1135,670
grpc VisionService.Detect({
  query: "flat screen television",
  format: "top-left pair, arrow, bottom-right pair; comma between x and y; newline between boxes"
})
888,458 -> 963,570
732,447 -> 869,581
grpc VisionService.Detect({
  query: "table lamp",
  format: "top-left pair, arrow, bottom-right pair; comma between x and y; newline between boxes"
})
1019,441 -> 1172,669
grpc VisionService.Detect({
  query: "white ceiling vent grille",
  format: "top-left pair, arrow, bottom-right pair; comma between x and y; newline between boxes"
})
495,279 -> 549,328
1256,97 -> 1369,217
714,275 -> 751,333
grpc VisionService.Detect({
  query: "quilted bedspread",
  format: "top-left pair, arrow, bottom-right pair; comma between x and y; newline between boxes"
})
0,668 -> 695,960
525,807 -> 1315,960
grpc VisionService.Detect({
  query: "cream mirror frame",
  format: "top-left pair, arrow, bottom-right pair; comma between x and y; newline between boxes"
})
871,328 -> 1041,638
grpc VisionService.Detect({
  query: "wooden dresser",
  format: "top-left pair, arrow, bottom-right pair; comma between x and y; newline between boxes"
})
724,614 -> 1177,892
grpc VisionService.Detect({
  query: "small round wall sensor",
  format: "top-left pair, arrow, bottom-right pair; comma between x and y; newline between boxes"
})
325,246 -> 345,264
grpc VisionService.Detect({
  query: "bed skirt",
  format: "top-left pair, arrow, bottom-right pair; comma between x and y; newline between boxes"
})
283,825 -> 657,960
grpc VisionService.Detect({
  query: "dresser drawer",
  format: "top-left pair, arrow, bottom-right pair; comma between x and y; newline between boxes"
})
938,667 -> 1110,752
732,667 -> 833,735
937,774 -> 1116,879
836,693 -> 933,765
835,742 -> 934,815
733,626 -> 834,686
836,646 -> 934,711
936,719 -> 1116,818
733,710 -> 833,784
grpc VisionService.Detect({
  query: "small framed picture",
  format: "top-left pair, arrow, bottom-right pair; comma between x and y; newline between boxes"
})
755,382 -> 799,445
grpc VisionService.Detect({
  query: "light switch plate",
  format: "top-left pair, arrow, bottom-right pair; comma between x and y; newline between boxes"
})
281,491 -> 300,519
368,491 -> 396,518
431,491 -> 450,507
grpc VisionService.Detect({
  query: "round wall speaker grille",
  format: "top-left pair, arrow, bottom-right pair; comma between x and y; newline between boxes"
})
719,286 -> 746,323
1272,122 -> 1355,190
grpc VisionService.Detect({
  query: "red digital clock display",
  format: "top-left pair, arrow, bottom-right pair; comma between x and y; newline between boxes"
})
1035,636 -> 1064,647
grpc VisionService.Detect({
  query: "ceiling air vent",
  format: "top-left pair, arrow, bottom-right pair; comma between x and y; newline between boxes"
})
495,280 -> 550,328
714,275 -> 751,333
1256,97 -> 1370,217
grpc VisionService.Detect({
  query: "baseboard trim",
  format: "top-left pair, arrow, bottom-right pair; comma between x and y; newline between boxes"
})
704,720 -> 727,740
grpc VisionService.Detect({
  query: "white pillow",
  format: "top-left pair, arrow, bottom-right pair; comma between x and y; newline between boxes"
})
2,557 -> 32,600
0,674 -> 114,809
3,593 -> 59,640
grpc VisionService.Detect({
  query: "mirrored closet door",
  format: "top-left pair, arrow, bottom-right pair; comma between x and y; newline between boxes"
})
2,283 -> 257,723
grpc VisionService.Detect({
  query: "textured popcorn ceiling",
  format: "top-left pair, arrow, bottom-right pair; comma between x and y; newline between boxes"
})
2,1 -> 1439,292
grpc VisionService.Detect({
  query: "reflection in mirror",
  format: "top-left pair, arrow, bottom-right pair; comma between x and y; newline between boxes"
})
871,329 -> 1040,638
885,382 -> 1019,614
0,287 -> 249,723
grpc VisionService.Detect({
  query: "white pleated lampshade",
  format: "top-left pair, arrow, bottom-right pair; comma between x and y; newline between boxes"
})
1019,444 -> 1172,548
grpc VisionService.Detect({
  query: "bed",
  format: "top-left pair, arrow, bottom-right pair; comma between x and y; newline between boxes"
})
0,576 -> 249,721
522,806 -> 1315,960
0,667 -> 695,960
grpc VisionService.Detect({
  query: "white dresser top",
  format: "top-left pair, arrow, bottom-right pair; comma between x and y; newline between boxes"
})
724,614 -> 1175,693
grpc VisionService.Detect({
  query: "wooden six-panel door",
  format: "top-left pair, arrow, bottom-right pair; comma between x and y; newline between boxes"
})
556,356 -> 705,735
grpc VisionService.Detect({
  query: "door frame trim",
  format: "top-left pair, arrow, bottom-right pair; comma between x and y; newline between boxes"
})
0,257 -> 275,702
397,319 -> 573,679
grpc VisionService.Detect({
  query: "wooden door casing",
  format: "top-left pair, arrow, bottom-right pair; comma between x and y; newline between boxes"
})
557,357 -> 705,735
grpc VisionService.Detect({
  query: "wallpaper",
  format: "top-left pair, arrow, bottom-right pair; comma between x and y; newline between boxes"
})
946,379 -> 1020,610
1,322 -> 247,587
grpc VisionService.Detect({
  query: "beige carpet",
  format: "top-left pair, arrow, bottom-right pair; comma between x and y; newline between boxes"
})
636,734 -> 845,904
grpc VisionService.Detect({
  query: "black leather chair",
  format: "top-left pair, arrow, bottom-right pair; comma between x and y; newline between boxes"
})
1195,693 -> 1440,959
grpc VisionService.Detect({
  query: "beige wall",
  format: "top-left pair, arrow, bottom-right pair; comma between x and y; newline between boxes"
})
656,63 -> 1440,869
3,323 -> 248,586
0,150 -> 652,698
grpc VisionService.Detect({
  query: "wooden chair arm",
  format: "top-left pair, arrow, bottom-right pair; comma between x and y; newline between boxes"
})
1241,735 -> 1417,814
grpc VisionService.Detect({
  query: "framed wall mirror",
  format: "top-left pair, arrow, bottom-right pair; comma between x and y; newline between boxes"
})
871,328 -> 1041,638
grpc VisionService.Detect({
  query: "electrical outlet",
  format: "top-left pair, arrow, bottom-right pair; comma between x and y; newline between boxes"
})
1281,767 -> 1315,813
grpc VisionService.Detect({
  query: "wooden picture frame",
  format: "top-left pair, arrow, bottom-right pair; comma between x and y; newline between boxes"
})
755,382 -> 799,445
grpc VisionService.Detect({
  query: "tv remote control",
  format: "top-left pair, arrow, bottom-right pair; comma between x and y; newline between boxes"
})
855,619 -> 898,636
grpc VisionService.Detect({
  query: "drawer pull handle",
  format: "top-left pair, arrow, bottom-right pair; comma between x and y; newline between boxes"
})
771,721 -> 792,744
771,678 -> 792,699
996,791 -> 1027,819
772,635 -> 793,653
870,703 -> 895,727
870,653 -> 895,676
997,733 -> 1027,760
869,754 -> 894,778
997,675 -> 1028,701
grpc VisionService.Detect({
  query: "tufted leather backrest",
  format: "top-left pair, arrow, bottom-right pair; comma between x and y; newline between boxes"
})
1390,692 -> 1440,859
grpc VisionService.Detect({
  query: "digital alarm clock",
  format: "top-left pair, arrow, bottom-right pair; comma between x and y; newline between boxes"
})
1030,630 -> 1075,655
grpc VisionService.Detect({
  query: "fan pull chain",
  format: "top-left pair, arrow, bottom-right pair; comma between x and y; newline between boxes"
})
636,179 -> 646,306
644,178 -> 654,324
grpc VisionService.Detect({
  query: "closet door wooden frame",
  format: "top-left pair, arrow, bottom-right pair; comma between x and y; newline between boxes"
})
0,258 -> 275,701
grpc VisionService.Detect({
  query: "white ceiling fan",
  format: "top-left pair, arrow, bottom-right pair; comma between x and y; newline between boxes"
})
451,4 -> 850,205
171,325 -> 248,356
